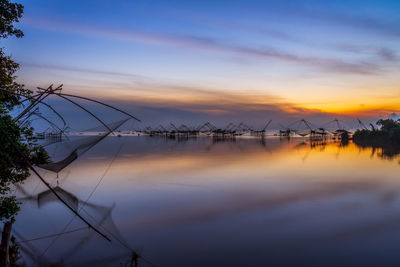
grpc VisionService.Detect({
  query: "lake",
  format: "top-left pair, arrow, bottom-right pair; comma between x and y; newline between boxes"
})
14,136 -> 400,266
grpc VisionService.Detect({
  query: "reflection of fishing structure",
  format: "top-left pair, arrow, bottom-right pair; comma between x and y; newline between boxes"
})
15,185 -> 135,266
278,118 -> 353,141
1,85 -> 155,266
296,137 -> 351,162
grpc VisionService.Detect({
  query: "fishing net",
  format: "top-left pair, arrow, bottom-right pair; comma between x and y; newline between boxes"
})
8,87 -> 140,265
38,119 -> 129,173
37,186 -> 79,211
15,185 -> 133,265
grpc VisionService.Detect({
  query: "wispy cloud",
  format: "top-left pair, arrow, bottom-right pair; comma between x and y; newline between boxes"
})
251,3 -> 400,38
23,16 -> 382,75
150,5 -> 400,63
317,12 -> 400,38
22,62 -> 146,79
335,45 -> 398,62
377,48 -> 398,62
119,180 -> 380,230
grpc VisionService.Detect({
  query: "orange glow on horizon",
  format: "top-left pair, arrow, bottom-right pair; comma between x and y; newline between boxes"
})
66,85 -> 400,119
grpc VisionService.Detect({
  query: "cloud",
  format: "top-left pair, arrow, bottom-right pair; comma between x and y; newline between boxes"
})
377,48 -> 398,61
19,64 -> 398,128
26,76 -> 397,130
156,6 -> 399,61
389,112 -> 400,121
335,45 -> 398,62
49,81 -> 373,128
22,62 -> 146,79
155,9 -> 399,67
23,16 -> 381,75
29,80 -> 342,129
70,82 -> 305,113
120,180 -> 380,231
322,12 -> 400,38
251,3 -> 400,38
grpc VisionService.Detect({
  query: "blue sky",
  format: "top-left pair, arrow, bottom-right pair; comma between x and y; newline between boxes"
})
3,0 -> 400,127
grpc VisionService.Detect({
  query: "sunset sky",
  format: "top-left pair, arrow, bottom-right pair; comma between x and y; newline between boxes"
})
4,0 -> 400,126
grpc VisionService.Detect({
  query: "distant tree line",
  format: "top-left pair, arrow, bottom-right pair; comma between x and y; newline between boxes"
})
353,119 -> 400,145
353,119 -> 400,159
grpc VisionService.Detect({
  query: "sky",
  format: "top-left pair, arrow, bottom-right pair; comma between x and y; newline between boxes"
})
3,0 -> 400,128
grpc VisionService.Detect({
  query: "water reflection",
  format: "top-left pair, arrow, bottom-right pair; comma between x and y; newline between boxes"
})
14,136 -> 400,266
355,142 -> 400,162
16,184 -> 132,266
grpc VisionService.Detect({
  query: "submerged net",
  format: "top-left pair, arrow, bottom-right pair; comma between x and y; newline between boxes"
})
37,186 -> 79,211
16,185 -> 133,265
38,118 -> 129,173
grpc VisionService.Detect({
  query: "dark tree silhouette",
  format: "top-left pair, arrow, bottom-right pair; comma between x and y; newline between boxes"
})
353,119 -> 400,159
0,1 -> 48,266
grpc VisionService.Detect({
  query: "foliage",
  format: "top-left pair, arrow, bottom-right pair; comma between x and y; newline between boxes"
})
0,2 -> 48,266
353,119 -> 400,144
0,0 -> 28,110
0,49 -> 27,110
9,236 -> 21,267
353,119 -> 400,159
0,0 -> 23,38
0,197 -> 18,223
0,0 -> 48,222
0,114 -> 49,221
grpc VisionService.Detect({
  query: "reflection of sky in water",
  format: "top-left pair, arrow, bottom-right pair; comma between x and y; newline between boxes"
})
14,137 -> 400,266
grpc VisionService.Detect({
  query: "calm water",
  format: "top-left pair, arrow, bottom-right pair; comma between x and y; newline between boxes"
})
14,136 -> 400,266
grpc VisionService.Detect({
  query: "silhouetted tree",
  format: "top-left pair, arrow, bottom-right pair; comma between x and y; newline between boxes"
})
353,119 -> 400,160
0,1 -> 48,266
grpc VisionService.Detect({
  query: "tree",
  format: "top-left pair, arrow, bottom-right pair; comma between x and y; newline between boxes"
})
376,119 -> 400,132
0,1 -> 48,266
